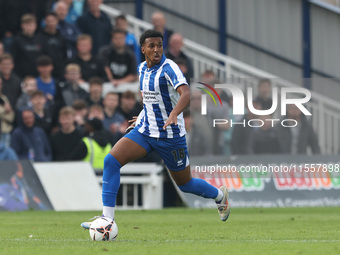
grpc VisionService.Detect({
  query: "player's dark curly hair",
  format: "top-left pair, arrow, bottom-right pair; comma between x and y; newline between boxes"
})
139,30 -> 163,46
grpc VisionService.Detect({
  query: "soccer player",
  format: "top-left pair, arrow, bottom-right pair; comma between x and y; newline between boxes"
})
81,30 -> 230,229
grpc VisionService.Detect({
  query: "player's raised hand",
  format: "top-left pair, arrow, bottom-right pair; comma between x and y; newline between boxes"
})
163,113 -> 177,130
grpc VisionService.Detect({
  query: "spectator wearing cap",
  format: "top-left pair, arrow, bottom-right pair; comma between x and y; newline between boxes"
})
76,0 -> 112,54
69,118 -> 114,171
10,14 -> 43,78
10,108 -> 52,161
50,106 -> 83,161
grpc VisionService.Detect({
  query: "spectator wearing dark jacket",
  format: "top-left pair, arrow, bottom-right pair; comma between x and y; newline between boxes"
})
10,109 -> 52,161
76,0 -> 112,54
39,12 -> 67,80
275,105 -> 320,154
55,1 -> 81,59
10,14 -> 43,78
69,34 -> 107,82
0,54 -> 22,109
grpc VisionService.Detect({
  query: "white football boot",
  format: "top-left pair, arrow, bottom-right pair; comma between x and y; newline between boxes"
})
216,186 -> 231,221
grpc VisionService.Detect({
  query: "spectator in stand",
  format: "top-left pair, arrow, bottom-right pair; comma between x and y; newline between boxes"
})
103,92 -> 125,134
10,108 -> 52,161
50,106 -> 83,161
117,90 -> 142,121
39,12 -> 67,80
77,0 -> 112,54
72,99 -> 88,133
86,77 -> 103,106
0,0 -> 47,52
70,34 -> 106,82
52,0 -> 78,24
10,14 -> 43,78
174,58 -> 190,85
0,76 -> 15,147
0,54 -> 22,109
255,79 -> 273,110
88,104 -> 104,120
115,14 -> 141,65
103,29 -> 138,87
165,33 -> 193,82
36,56 -> 59,102
55,1 -> 81,59
151,12 -> 173,51
275,104 -> 320,154
247,114 -> 281,154
59,63 -> 88,106
69,118 -> 114,171
16,76 -> 38,111
231,99 -> 262,155
30,90 -> 53,136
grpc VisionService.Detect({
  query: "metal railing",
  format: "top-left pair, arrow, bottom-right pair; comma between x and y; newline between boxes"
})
100,4 -> 340,154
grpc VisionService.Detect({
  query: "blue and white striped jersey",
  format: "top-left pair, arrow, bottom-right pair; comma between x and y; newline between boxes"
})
135,54 -> 188,138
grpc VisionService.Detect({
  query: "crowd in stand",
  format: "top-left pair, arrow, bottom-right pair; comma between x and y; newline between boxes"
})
0,0 -> 320,162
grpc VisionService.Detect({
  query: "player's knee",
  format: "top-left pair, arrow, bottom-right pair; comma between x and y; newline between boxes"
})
104,154 -> 121,172
178,179 -> 194,193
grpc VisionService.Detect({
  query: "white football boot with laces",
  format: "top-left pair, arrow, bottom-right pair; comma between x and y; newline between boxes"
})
216,186 -> 231,221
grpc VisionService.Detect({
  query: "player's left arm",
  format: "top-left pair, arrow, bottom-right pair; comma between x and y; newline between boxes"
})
163,84 -> 190,130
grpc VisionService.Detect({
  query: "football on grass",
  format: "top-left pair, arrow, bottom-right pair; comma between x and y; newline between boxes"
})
89,217 -> 118,241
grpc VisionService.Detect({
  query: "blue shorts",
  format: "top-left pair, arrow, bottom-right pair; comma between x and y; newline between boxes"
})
124,128 -> 189,171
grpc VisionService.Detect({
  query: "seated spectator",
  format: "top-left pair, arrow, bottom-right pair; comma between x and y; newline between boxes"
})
0,142 -> 18,160
59,63 -> 88,106
117,91 -> 143,121
0,76 -> 15,147
69,118 -> 113,171
30,91 -> 53,135
36,56 -> 59,102
77,0 -> 112,54
255,79 -> 273,111
115,14 -> 141,64
69,34 -> 106,82
11,14 -> 43,78
86,77 -> 103,106
0,54 -> 22,108
102,29 -> 138,87
165,33 -> 193,82
16,76 -> 38,111
50,106 -> 83,161
247,115 -> 281,154
275,104 -> 320,154
72,99 -> 88,133
39,12 -> 67,80
55,1 -> 81,59
151,12 -> 173,51
10,109 -> 52,161
103,92 -> 125,133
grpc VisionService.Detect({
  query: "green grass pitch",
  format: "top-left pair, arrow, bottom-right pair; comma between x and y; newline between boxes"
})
0,207 -> 339,255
